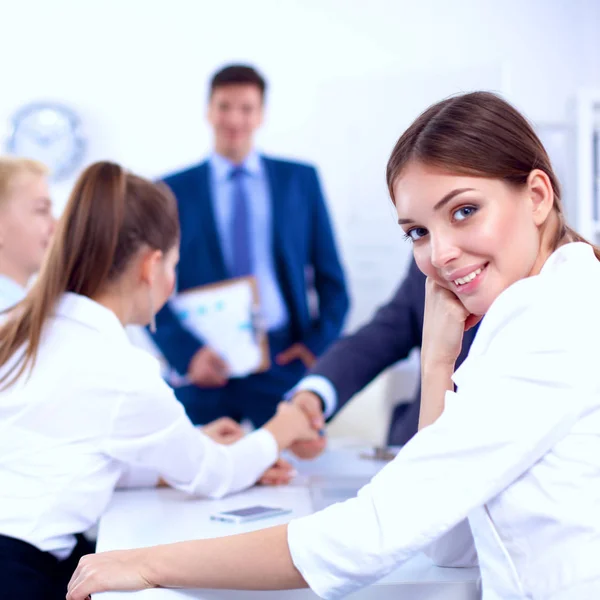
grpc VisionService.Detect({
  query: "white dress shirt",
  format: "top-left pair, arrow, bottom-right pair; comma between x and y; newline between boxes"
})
0,274 -> 25,312
209,151 -> 289,330
0,293 -> 278,558
288,242 -> 600,599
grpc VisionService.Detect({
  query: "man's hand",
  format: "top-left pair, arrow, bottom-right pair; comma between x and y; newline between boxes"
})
187,347 -> 229,387
201,417 -> 245,445
276,343 -> 316,369
258,458 -> 297,486
288,391 -> 327,459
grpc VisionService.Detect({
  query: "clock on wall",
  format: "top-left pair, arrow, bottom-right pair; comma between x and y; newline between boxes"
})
5,102 -> 86,181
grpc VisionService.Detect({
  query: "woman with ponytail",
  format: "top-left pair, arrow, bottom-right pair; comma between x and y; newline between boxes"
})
0,162 -> 317,600
69,93 -> 600,600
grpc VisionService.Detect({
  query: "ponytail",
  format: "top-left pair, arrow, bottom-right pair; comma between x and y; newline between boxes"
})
0,161 -> 179,389
550,190 -> 600,261
560,223 -> 600,261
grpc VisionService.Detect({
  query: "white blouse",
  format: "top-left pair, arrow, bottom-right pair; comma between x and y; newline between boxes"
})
288,242 -> 600,600
0,274 -> 25,312
0,293 -> 278,558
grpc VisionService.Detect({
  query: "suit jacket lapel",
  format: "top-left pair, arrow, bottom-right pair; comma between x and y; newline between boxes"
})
262,156 -> 300,331
196,161 -> 228,279
262,156 -> 286,260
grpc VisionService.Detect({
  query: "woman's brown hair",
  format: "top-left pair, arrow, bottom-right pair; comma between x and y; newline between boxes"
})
386,91 -> 600,260
0,161 -> 179,388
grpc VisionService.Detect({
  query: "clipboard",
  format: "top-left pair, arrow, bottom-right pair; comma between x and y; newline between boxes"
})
170,276 -> 270,378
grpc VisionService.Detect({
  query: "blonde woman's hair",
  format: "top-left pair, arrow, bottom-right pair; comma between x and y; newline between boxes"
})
0,157 -> 48,205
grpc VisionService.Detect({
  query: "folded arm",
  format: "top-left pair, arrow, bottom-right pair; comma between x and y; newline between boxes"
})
105,373 -> 278,499
70,303 -> 590,598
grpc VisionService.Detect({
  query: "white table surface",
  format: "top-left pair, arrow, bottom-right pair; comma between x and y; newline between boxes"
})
96,440 -> 480,599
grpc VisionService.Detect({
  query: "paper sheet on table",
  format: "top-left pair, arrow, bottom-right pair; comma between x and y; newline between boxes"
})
170,276 -> 270,378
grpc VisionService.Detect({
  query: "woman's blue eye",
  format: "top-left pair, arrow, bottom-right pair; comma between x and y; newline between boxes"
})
453,206 -> 477,221
404,227 -> 428,242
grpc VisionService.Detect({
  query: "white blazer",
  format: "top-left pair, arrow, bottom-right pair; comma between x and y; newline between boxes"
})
288,242 -> 600,600
0,293 -> 278,558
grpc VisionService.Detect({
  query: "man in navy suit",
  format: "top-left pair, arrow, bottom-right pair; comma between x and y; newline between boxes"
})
288,258 -> 479,457
151,64 -> 349,427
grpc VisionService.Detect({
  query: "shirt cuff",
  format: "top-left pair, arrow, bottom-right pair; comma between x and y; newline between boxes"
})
288,512 -> 345,599
195,428 -> 280,499
287,375 -> 338,419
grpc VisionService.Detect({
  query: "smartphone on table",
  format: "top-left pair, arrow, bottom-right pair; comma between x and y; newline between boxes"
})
210,505 -> 292,524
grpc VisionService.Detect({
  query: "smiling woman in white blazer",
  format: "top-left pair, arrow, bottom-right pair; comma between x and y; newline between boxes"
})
67,92 -> 600,600
0,161 -> 318,600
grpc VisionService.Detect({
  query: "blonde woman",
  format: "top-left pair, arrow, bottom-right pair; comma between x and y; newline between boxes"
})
0,157 -> 55,310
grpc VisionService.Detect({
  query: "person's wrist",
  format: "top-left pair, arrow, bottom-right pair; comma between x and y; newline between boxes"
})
421,356 -> 456,376
262,417 -> 291,451
144,546 -> 166,588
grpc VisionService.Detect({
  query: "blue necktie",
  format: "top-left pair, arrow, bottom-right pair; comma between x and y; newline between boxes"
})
229,167 -> 253,277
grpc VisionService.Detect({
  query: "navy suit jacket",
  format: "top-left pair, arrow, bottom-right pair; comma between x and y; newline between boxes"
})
312,258 -> 478,442
150,156 -> 350,376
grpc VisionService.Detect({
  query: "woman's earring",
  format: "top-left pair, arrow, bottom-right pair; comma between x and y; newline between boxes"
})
149,288 -> 156,333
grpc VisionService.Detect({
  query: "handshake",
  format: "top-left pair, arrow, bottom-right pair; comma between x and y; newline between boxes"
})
201,391 -> 328,485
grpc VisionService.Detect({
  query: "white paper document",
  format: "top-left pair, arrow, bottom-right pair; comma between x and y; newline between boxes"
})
170,278 -> 268,378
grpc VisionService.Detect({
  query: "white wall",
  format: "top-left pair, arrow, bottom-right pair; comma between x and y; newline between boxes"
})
3,0 -> 599,328
2,0 -> 600,441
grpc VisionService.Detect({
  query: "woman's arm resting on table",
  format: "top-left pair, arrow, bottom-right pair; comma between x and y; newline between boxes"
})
67,524 -> 307,600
